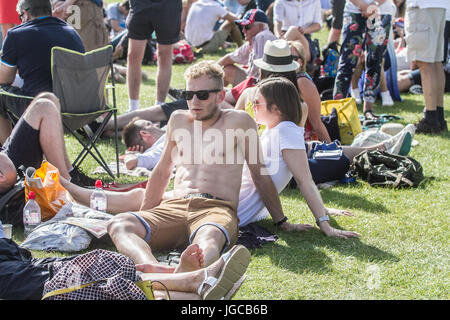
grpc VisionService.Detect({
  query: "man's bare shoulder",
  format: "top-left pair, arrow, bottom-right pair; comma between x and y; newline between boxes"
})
167,109 -> 192,126
221,109 -> 256,129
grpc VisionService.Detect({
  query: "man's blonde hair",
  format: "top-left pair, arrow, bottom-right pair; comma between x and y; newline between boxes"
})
184,60 -> 224,89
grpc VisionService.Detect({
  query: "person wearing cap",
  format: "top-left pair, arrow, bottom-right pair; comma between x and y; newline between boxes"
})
0,0 -> 85,144
218,8 -> 277,87
184,0 -> 243,54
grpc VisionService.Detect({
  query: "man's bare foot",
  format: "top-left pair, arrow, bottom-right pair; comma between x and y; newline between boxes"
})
175,243 -> 205,273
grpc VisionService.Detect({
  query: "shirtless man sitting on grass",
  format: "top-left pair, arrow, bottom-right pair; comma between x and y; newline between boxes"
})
104,60 -> 310,269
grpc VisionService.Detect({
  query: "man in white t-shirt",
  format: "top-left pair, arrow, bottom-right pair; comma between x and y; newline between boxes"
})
274,0 -> 322,63
185,0 -> 243,54
218,9 -> 277,86
405,0 -> 449,134
273,0 -> 322,37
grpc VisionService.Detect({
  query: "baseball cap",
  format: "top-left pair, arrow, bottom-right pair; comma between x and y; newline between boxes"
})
235,9 -> 269,26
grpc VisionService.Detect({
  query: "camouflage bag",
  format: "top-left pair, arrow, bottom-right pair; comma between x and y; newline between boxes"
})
351,150 -> 424,188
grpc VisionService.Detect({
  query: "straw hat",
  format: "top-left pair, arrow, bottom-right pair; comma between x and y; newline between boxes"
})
254,39 -> 300,73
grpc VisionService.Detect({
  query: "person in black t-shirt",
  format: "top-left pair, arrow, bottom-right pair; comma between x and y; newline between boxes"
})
0,0 -> 85,144
0,92 -> 97,194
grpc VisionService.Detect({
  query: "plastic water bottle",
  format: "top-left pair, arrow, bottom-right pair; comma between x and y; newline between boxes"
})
23,191 -> 41,238
90,180 -> 107,212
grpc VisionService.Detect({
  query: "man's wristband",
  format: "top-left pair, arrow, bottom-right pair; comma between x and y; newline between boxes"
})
274,216 -> 288,227
316,215 -> 330,226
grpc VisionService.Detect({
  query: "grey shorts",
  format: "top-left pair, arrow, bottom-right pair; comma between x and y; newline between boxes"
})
405,7 -> 446,63
200,29 -> 229,54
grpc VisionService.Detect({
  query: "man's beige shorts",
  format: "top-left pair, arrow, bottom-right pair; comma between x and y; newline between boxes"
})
134,197 -> 239,252
405,7 -> 446,63
200,29 -> 229,54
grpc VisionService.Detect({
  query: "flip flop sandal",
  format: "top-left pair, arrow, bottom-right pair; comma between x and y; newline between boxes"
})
223,275 -> 247,300
364,110 -> 380,120
199,245 -> 251,300
378,114 -> 402,121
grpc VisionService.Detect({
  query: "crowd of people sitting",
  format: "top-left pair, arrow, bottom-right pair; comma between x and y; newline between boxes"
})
0,0 -> 448,300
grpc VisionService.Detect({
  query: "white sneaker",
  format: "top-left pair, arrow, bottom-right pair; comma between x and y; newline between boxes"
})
381,91 -> 394,106
409,85 -> 423,95
351,87 -> 362,104
383,124 -> 416,156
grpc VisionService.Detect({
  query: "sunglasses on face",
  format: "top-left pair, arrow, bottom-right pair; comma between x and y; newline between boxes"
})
243,24 -> 254,30
291,55 -> 301,60
18,12 -> 25,22
182,89 -> 221,101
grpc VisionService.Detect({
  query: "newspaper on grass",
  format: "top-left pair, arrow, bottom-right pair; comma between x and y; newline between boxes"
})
46,202 -> 113,239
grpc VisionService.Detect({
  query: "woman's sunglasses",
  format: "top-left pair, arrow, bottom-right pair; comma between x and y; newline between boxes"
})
182,89 -> 221,101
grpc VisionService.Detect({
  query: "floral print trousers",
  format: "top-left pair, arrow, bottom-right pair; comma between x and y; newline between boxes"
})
333,12 -> 392,103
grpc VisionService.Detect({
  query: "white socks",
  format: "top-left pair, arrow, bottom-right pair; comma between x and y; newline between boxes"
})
128,99 -> 139,112
351,87 -> 362,104
381,91 -> 394,106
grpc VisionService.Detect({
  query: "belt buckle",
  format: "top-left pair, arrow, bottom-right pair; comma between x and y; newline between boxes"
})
185,193 -> 213,200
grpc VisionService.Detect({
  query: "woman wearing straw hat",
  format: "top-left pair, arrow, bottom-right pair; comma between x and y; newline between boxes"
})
234,39 -> 331,143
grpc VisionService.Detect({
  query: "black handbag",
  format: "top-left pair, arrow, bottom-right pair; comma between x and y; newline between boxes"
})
321,107 -> 341,142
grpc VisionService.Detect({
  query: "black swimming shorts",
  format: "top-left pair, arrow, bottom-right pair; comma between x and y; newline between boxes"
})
127,0 -> 182,44
2,116 -> 43,170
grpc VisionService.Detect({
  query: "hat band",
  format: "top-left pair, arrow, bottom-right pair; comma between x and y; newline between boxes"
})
263,53 -> 293,66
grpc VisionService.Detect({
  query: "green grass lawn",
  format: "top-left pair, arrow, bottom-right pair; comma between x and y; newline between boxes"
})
11,14 -> 450,299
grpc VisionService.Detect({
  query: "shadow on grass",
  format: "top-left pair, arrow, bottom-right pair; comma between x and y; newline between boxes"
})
281,184 -> 390,214
142,77 -> 156,86
251,220 -> 399,275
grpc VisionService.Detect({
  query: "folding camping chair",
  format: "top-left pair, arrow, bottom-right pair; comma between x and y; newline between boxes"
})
51,45 -> 119,179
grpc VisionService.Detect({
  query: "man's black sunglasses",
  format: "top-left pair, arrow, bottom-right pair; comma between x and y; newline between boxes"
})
182,89 -> 221,100
243,24 -> 253,30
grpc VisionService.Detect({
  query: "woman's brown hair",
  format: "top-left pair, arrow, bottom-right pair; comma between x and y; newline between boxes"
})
256,77 -> 302,125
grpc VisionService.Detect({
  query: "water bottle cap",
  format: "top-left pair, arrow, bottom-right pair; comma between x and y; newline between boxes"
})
95,180 -> 103,188
28,191 -> 36,200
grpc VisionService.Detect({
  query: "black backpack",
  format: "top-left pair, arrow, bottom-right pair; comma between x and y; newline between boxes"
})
351,150 -> 424,188
0,167 -> 25,227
